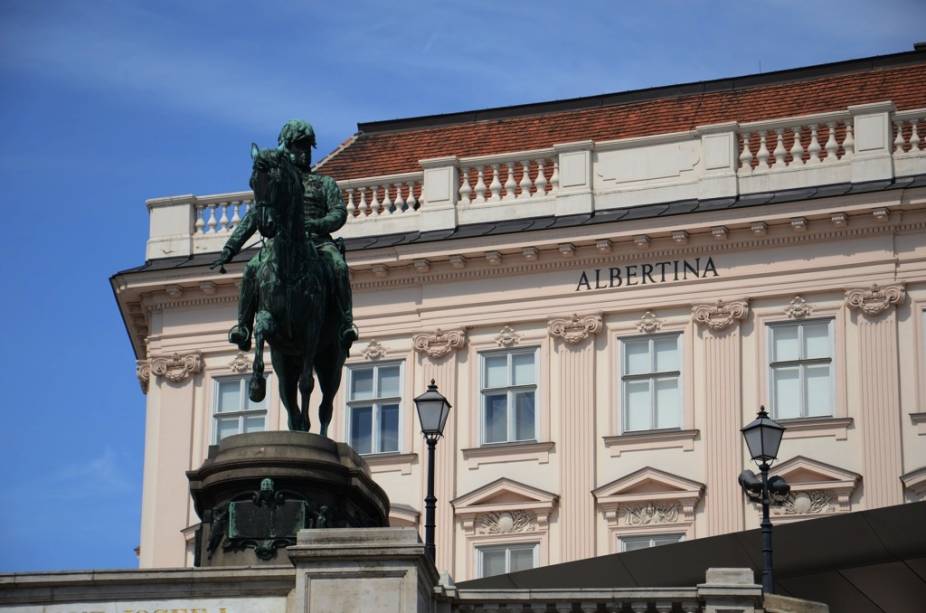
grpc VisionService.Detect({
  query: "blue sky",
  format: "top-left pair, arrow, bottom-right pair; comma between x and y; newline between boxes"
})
0,0 -> 923,572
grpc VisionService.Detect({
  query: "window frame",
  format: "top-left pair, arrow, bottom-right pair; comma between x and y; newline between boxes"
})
346,361 -> 404,456
618,532 -> 685,553
211,375 -> 269,443
479,347 -> 539,446
619,332 -> 683,433
475,542 -> 539,578
767,318 -> 835,420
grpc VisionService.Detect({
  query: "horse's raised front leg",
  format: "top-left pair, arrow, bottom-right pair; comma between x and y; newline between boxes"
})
249,311 -> 274,403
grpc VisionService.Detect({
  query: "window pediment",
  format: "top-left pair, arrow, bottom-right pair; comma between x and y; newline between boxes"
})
768,456 -> 860,518
452,478 -> 558,535
593,467 -> 704,505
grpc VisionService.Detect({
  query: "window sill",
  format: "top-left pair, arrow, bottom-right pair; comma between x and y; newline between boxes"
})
461,441 -> 554,471
909,412 -> 926,436
779,416 -> 853,441
360,452 -> 418,476
603,429 -> 699,457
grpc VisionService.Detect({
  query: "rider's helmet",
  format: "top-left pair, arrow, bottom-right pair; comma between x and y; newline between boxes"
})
278,120 -> 316,150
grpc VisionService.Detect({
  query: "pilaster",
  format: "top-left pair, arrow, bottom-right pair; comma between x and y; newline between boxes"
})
846,283 -> 906,507
548,314 -> 601,561
692,300 -> 749,536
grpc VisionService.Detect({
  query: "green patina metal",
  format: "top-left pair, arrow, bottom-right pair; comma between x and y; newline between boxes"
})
211,120 -> 355,435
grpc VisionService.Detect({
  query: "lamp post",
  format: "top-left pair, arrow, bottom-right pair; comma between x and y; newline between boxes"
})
740,406 -> 787,594
413,379 -> 451,563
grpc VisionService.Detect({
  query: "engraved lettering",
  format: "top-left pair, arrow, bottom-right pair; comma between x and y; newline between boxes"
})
609,267 -> 622,287
576,271 -> 591,291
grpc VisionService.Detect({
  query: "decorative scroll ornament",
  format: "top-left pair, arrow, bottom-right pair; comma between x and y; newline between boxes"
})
547,313 -> 603,345
136,360 -> 151,394
494,325 -> 521,347
476,511 -> 537,535
780,490 -> 833,516
844,283 -> 906,317
412,328 -> 467,359
637,311 -> 663,333
691,299 -> 749,331
362,339 -> 387,360
784,296 -> 814,319
229,352 -> 250,373
149,351 -> 204,384
620,502 -> 681,526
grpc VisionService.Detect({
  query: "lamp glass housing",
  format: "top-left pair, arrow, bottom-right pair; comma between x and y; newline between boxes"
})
414,380 -> 452,437
741,407 -> 785,462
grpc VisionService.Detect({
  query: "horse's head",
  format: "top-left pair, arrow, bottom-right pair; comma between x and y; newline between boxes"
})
249,143 -> 301,239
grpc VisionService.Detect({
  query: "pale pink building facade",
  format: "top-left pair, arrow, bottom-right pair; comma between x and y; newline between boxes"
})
113,49 -> 926,581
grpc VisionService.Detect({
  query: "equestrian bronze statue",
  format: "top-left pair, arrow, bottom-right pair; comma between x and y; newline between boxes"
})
211,120 -> 356,435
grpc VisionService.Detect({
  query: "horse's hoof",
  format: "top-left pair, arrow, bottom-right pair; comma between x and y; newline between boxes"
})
320,425 -> 328,438
228,325 -> 252,351
249,376 -> 266,402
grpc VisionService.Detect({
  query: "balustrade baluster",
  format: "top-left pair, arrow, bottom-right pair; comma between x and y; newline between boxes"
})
518,160 -> 532,198
459,167 -> 472,203
550,157 -> 559,193
229,201 -> 241,230
381,183 -> 393,213
393,183 -> 405,212
345,188 -> 356,220
407,181 -> 418,210
843,122 -> 855,158
739,132 -> 754,172
824,121 -> 838,161
218,203 -> 229,232
359,187 -> 369,217
194,204 -> 205,234
756,131 -> 770,169
893,119 -> 906,153
808,124 -> 822,163
789,126 -> 804,166
370,185 -> 381,217
489,164 -> 502,201
504,161 -> 517,200
773,128 -> 786,169
474,167 -> 487,203
910,120 -> 921,151
534,158 -> 547,196
206,204 -> 217,233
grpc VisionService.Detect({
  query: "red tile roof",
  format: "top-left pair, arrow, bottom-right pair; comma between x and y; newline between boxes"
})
317,55 -> 926,181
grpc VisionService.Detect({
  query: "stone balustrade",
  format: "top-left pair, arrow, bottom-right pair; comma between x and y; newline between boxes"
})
144,102 -> 926,260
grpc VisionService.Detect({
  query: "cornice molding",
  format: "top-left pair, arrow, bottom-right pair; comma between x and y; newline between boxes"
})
547,313 -> 603,345
691,299 -> 749,331
412,328 -> 467,359
844,283 -> 906,317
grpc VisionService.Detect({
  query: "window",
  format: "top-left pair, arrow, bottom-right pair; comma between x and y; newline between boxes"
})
347,363 -> 402,455
477,543 -> 537,577
213,376 -> 268,442
619,533 -> 684,552
768,320 -> 834,419
480,349 -> 537,445
621,334 -> 682,432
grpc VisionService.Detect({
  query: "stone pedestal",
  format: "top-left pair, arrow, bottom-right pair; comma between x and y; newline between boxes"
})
187,431 -> 390,567
288,527 -> 439,613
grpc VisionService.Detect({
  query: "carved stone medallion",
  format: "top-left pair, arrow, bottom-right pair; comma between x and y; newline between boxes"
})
149,351 -> 204,384
229,352 -> 251,373
136,360 -> 151,394
691,299 -> 749,331
547,313 -> 603,344
637,311 -> 663,333
619,502 -> 681,526
784,296 -> 814,319
779,490 -> 834,516
412,329 -> 467,359
844,284 -> 906,317
475,511 -> 537,535
494,325 -> 520,347
362,339 -> 387,360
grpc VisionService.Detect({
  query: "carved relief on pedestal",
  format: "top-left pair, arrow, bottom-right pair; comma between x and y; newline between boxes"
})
619,502 -> 681,526
229,352 -> 250,373
362,339 -> 387,360
547,313 -> 602,345
844,283 -> 906,317
784,296 -> 814,319
494,325 -> 521,347
636,311 -> 662,333
475,511 -> 537,535
412,328 -> 467,359
691,299 -> 749,331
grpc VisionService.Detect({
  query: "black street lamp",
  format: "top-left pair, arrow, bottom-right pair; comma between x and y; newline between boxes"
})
740,406 -> 789,594
413,379 -> 451,563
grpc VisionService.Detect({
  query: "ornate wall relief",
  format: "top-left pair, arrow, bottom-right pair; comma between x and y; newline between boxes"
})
229,352 -> 250,373
138,351 -> 204,394
494,325 -> 521,347
844,283 -> 906,317
136,360 -> 151,394
778,491 -> 834,516
691,299 -> 749,331
547,313 -> 602,344
765,456 -> 859,521
475,511 -> 538,535
619,502 -> 681,526
362,339 -> 387,360
636,311 -> 663,333
412,328 -> 467,359
784,296 -> 814,319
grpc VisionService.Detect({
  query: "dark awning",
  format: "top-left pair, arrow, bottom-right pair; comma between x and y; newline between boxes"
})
458,501 -> 926,612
